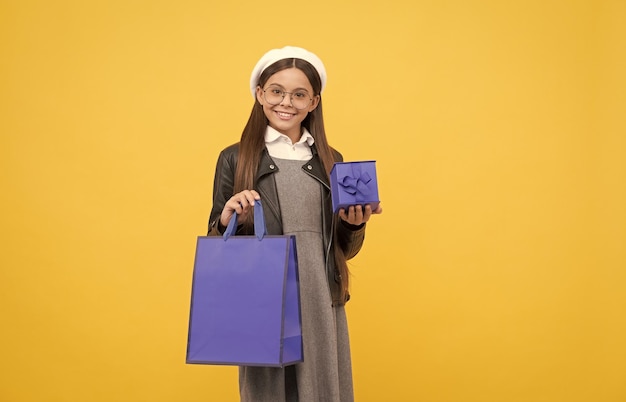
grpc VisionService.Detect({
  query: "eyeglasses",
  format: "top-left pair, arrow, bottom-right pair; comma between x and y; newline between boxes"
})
262,86 -> 313,110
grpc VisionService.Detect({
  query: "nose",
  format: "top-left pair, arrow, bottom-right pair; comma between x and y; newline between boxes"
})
280,92 -> 294,107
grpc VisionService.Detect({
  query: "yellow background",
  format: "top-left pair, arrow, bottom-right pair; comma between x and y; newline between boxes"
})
1,0 -> 624,401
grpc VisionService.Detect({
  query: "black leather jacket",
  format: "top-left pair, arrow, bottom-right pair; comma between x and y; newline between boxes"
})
206,143 -> 366,305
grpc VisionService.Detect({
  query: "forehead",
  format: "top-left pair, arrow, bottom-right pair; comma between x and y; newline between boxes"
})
265,68 -> 313,91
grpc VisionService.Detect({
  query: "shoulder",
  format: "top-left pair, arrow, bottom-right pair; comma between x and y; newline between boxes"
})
220,142 -> 240,157
217,142 -> 240,163
213,143 -> 241,173
330,146 -> 344,162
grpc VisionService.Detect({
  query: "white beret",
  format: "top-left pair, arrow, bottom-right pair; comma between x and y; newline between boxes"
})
249,46 -> 327,98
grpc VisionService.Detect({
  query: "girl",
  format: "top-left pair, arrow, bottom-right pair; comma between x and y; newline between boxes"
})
206,46 -> 382,402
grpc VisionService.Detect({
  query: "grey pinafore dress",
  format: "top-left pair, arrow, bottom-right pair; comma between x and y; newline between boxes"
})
238,157 -> 354,402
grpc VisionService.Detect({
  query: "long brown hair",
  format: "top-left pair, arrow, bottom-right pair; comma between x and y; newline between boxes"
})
234,57 -> 351,301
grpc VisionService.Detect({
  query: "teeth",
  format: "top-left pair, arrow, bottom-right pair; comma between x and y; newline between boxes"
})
277,112 -> 292,117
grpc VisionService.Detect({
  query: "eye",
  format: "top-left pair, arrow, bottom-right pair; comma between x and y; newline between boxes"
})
269,88 -> 283,95
293,92 -> 309,99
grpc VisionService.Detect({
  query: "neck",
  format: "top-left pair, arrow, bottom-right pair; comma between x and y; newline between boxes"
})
285,127 -> 303,144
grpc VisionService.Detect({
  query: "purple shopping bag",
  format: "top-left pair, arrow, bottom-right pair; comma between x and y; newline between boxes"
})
186,200 -> 303,367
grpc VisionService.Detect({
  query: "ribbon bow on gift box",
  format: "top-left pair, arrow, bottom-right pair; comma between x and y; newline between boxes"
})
338,165 -> 372,202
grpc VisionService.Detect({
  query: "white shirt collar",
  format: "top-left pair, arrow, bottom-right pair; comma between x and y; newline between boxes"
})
264,126 -> 315,161
264,125 -> 315,146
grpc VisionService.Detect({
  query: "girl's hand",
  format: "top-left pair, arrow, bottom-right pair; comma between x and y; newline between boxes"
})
220,190 -> 261,228
339,203 -> 383,226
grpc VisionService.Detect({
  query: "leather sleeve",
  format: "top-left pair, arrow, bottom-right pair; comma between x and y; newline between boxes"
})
336,218 -> 366,260
206,145 -> 238,236
330,148 -> 367,261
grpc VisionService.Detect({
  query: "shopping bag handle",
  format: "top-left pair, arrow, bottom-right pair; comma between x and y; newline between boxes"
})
223,199 -> 267,241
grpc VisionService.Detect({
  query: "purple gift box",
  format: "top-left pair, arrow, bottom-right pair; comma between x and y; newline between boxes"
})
330,160 -> 380,213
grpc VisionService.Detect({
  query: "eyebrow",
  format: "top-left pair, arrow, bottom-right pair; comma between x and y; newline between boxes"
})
266,83 -> 311,93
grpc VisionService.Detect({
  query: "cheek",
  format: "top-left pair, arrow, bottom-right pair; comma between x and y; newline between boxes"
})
261,104 -> 273,119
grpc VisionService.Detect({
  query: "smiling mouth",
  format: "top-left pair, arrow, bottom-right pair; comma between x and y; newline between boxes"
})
275,111 -> 295,119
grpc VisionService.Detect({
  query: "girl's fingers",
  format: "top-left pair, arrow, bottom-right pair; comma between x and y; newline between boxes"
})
237,190 -> 261,208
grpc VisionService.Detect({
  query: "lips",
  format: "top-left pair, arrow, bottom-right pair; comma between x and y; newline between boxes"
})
275,111 -> 295,120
